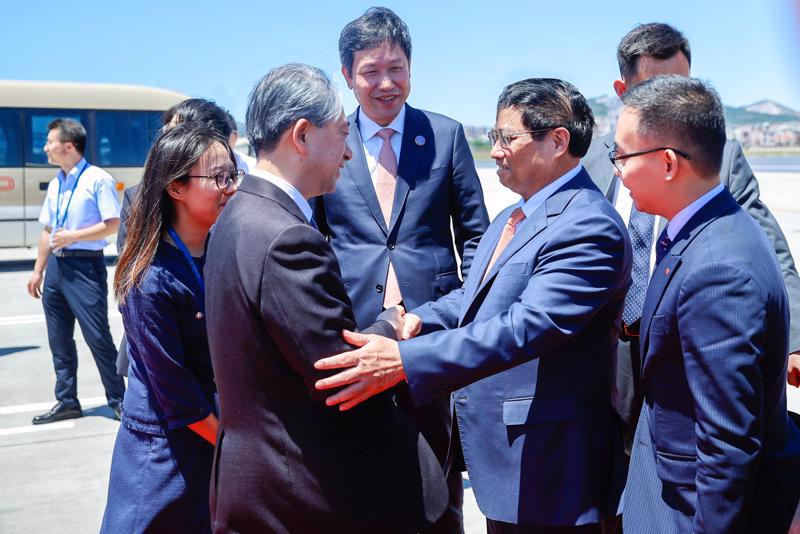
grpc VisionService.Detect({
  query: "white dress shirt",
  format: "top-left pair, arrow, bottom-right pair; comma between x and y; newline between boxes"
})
357,106 -> 406,188
248,167 -> 313,224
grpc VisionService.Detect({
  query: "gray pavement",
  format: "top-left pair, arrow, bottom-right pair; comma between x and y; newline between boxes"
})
0,167 -> 798,533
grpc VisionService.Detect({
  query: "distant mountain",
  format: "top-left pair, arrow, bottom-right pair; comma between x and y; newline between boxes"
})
744,100 -> 800,117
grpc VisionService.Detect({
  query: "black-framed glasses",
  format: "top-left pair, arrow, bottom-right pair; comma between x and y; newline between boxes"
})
188,169 -> 244,190
487,127 -> 560,148
607,143 -> 692,172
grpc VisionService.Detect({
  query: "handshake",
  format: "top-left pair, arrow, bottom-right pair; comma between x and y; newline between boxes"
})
313,305 -> 421,411
375,304 -> 422,341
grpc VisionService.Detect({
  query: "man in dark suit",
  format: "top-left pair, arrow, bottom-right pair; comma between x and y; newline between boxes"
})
582,22 -> 800,442
315,8 -> 489,532
204,63 -> 447,533
316,78 -> 632,533
616,75 -> 800,533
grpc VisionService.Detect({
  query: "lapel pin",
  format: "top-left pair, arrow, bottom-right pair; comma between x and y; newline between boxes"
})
415,135 -> 425,146
665,267 -> 670,275
196,312 -> 204,320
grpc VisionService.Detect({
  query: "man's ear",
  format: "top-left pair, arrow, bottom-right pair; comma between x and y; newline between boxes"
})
552,127 -> 571,158
290,119 -> 312,156
341,65 -> 354,90
663,149 -> 680,181
613,79 -> 627,98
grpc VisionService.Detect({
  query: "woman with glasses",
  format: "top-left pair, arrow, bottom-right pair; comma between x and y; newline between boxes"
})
100,123 -> 239,533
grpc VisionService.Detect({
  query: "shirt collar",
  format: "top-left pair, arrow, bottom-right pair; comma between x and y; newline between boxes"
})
248,167 -> 314,224
666,183 -> 725,241
358,105 -> 406,142
58,158 -> 89,182
517,163 -> 583,218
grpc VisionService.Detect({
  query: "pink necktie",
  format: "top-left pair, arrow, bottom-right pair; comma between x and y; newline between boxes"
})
482,207 -> 526,283
375,128 -> 402,307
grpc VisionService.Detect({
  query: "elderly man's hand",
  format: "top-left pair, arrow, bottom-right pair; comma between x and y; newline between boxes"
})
314,330 -> 406,410
401,313 -> 422,340
788,351 -> 800,387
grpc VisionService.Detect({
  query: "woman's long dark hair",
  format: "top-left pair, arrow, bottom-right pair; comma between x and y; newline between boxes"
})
115,124 -> 232,303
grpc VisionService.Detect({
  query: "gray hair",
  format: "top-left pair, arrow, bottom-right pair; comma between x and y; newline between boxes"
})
246,63 -> 342,155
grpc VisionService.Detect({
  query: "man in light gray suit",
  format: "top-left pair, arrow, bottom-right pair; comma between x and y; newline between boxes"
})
582,23 -> 800,445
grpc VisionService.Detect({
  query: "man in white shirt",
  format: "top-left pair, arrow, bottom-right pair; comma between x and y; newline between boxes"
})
27,118 -> 125,424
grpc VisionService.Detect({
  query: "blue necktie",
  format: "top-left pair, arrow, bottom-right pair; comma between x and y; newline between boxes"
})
622,206 -> 656,325
655,228 -> 672,265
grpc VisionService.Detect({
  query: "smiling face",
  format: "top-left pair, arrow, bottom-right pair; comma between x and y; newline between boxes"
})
343,41 -> 411,127
305,111 -> 352,197
172,141 -> 237,229
490,107 -> 558,199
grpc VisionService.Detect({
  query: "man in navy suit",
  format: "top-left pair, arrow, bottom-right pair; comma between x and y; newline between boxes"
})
316,78 -> 632,533
581,23 -> 800,443
315,8 -> 489,532
615,75 -> 800,533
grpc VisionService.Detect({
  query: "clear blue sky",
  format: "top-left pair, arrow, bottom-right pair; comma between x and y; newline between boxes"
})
4,0 -> 799,126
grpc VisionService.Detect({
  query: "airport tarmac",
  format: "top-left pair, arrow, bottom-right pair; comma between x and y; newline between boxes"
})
1,167 -> 798,533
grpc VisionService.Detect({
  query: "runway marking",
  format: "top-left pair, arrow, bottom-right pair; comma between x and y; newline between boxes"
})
0,396 -> 107,415
0,421 -> 74,436
0,310 -> 121,327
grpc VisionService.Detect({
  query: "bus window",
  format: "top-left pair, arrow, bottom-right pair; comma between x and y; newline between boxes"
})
95,110 -> 162,167
0,109 -> 23,167
25,110 -> 87,166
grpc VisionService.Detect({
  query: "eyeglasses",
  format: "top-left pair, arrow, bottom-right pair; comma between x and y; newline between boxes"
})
187,169 -> 243,190
487,127 -> 559,149
607,143 -> 692,172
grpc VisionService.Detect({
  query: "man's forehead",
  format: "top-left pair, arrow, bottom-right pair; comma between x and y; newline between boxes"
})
495,106 -> 523,126
355,42 -> 408,62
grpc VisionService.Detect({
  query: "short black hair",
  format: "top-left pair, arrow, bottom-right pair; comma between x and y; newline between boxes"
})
339,7 -> 412,75
617,23 -> 691,80
621,75 -> 725,178
497,78 -> 594,158
161,98 -> 233,139
48,118 -> 87,154
223,110 -> 238,134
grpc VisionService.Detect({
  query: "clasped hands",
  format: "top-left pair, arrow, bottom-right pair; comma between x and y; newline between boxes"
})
314,305 -> 421,411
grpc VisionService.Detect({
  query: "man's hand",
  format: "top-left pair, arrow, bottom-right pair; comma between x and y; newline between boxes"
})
401,312 -> 422,340
27,271 -> 43,299
314,330 -> 406,411
788,351 -> 800,387
50,229 -> 77,249
376,305 -> 406,339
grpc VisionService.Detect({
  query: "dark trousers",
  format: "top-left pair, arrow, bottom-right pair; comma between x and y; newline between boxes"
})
42,255 -> 125,406
611,336 -> 643,454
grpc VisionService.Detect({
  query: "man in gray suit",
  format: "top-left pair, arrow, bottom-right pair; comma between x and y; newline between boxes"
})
582,22 -> 800,444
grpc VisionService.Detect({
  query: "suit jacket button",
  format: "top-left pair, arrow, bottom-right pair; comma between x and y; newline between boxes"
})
376,284 -> 384,293
388,243 -> 395,250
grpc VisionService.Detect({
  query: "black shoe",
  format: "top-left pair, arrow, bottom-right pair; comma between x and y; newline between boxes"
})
111,403 -> 122,421
32,401 -> 83,425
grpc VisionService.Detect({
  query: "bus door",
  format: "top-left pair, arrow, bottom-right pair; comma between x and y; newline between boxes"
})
0,108 -> 25,247
22,109 -> 87,247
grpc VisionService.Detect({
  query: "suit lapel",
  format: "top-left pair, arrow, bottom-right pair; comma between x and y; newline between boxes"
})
238,174 -> 308,224
344,111 -> 388,234
461,171 -> 588,319
639,189 -> 738,366
390,105 -> 429,233
462,206 -> 512,302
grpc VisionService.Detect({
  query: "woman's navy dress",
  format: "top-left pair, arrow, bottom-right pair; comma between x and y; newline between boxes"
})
101,241 -> 216,533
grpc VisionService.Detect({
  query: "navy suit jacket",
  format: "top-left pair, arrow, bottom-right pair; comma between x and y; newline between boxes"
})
316,104 -> 489,329
399,169 -> 632,526
204,175 -> 447,533
624,189 -> 800,534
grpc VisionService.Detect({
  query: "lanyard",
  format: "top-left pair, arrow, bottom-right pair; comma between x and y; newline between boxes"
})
54,161 -> 90,229
166,226 -> 206,319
